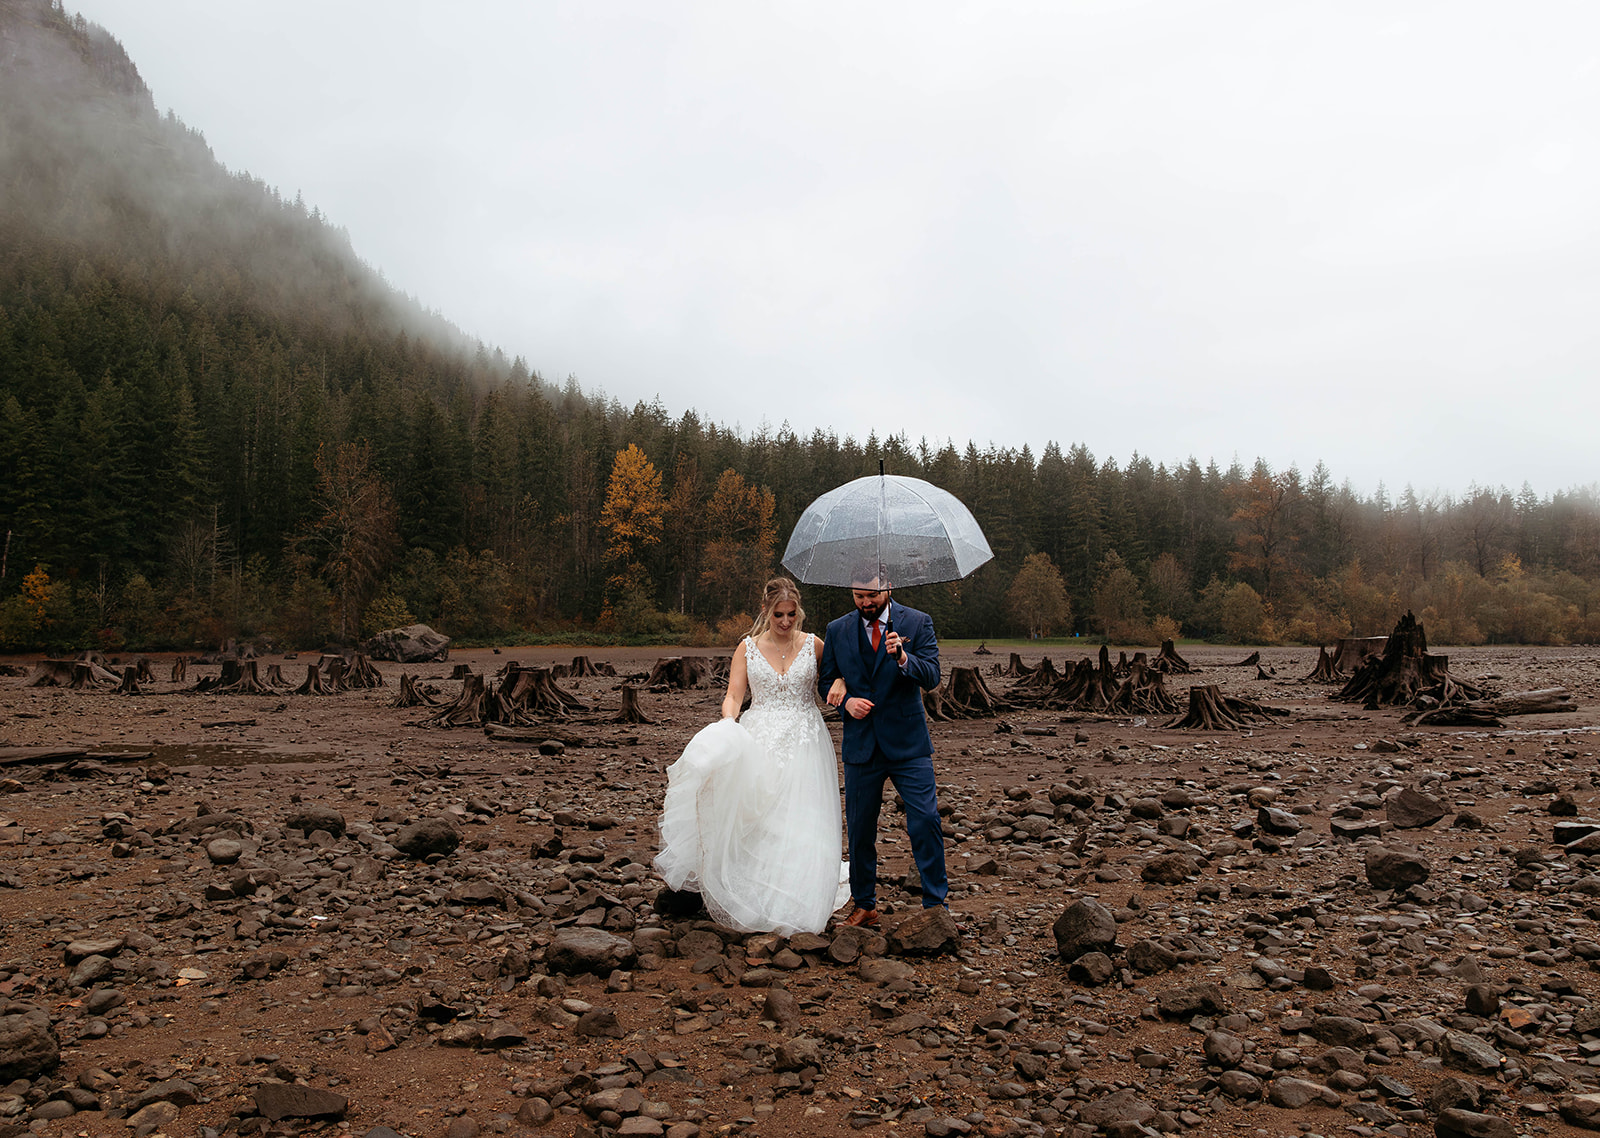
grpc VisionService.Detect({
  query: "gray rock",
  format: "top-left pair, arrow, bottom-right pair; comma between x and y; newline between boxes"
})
1308,1016 -> 1373,1049
887,906 -> 960,954
1203,1031 -> 1245,1067
1052,897 -> 1118,961
361,623 -> 451,663
548,928 -> 638,975
1140,854 -> 1195,884
1268,1077 -> 1338,1108
1365,846 -> 1430,889
284,805 -> 346,838
394,817 -> 460,858
1218,1070 -> 1262,1098
0,1003 -> 59,1080
1156,982 -> 1229,1018
126,1101 -> 181,1128
62,937 -> 123,964
131,1079 -> 201,1109
1127,939 -> 1180,974
1257,807 -> 1302,836
762,990 -> 802,1029
1442,1030 -> 1503,1073
1076,1088 -> 1155,1127
1068,951 -> 1114,985
1386,786 -> 1447,828
67,954 -> 114,988
775,1036 -> 823,1071
1436,1108 -> 1519,1138
205,838 -> 243,864
1559,1092 -> 1600,1130
515,1100 -> 554,1127
253,1083 -> 349,1121
859,958 -> 916,985
576,1008 -> 623,1038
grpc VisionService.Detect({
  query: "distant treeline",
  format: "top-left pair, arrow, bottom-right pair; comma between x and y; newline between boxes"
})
2,0 -> 1598,651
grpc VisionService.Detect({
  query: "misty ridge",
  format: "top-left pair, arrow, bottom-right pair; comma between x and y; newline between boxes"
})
3,0 -> 1600,658
0,0 -> 494,363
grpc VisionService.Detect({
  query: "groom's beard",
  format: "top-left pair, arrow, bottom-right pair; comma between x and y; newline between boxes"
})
855,599 -> 886,622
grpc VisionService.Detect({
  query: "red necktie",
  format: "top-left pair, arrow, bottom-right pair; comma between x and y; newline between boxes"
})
870,622 -> 882,652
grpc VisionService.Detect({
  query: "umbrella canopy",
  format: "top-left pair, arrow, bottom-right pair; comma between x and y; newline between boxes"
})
781,473 -> 993,588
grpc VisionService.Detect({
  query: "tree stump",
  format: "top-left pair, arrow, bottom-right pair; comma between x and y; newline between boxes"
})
1254,663 -> 1275,680
133,657 -> 155,683
1152,639 -> 1195,674
1165,684 -> 1287,730
570,655 -> 609,677
451,663 -> 474,680
320,655 -> 350,693
1107,660 -> 1179,715
1047,652 -> 1119,711
214,659 -> 274,695
1113,650 -> 1132,677
615,684 -> 654,724
1333,612 -> 1492,711
192,660 -> 242,692
1302,646 -> 1342,683
394,672 -> 440,708
1004,652 -> 1035,678
922,684 -> 949,721
263,664 -> 290,688
646,656 -> 718,689
424,673 -> 488,728
493,665 -> 585,722
294,664 -> 329,696
933,666 -> 1006,718
170,656 -> 189,683
1332,637 -> 1387,673
1011,657 -> 1061,694
115,666 -> 143,695
973,642 -> 992,655
344,653 -> 384,688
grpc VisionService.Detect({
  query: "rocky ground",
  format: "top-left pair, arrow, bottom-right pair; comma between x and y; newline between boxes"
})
3,641 -> 1600,1138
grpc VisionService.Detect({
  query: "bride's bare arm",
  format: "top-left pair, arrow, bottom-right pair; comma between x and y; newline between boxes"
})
721,641 -> 750,719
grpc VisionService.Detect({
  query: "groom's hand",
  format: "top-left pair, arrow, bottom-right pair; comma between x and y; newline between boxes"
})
843,697 -> 874,719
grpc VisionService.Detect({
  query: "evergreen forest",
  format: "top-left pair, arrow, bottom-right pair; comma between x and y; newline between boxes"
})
2,0 -> 1598,653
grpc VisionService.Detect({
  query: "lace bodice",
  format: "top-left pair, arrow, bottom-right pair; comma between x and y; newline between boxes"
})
741,635 -> 827,768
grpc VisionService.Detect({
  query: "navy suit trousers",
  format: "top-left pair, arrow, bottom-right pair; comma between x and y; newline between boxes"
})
843,744 -> 948,909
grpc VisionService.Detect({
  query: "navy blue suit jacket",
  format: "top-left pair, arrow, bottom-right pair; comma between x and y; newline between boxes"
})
818,600 -> 940,765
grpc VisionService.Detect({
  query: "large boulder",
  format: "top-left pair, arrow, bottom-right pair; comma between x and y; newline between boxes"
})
1052,897 -> 1118,961
361,623 -> 451,663
0,1003 -> 59,1080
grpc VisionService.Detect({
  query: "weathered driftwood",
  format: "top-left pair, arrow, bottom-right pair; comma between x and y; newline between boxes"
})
1334,612 -> 1492,711
1165,684 -> 1288,730
1226,651 -> 1261,667
1404,686 -> 1577,728
1303,646 -> 1342,683
1107,660 -> 1179,715
424,673 -> 488,728
646,656 -> 718,689
394,672 -> 440,708
1152,639 -> 1195,674
294,664 -> 329,696
1255,663 -> 1275,680
616,684 -> 654,724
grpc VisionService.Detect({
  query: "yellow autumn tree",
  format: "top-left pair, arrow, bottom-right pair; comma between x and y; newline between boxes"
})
600,444 -> 667,613
698,469 -> 778,619
1007,552 -> 1072,638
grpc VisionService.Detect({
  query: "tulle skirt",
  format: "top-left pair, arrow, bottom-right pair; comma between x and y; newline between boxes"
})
656,716 -> 850,934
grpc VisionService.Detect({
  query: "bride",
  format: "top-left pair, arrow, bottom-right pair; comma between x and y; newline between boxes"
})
655,577 -> 850,934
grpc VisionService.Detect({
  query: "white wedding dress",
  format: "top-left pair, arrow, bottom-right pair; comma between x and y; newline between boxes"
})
655,634 -> 851,934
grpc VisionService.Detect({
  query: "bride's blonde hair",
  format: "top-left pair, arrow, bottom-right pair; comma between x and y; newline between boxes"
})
746,577 -> 805,641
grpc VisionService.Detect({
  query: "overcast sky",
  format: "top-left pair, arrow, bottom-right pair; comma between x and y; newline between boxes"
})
68,1 -> 1600,499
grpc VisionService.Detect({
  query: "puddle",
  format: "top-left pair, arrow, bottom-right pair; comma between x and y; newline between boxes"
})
95,744 -> 337,768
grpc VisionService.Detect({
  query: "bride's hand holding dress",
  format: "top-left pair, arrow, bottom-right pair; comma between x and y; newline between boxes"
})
655,630 -> 850,935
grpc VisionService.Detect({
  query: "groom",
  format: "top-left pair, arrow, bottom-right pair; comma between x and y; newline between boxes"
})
819,569 -> 949,927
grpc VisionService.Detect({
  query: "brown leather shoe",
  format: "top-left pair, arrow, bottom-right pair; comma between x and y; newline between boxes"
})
844,905 -> 879,928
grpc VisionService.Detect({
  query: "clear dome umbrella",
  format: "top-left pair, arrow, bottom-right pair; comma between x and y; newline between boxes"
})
781,466 -> 993,589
